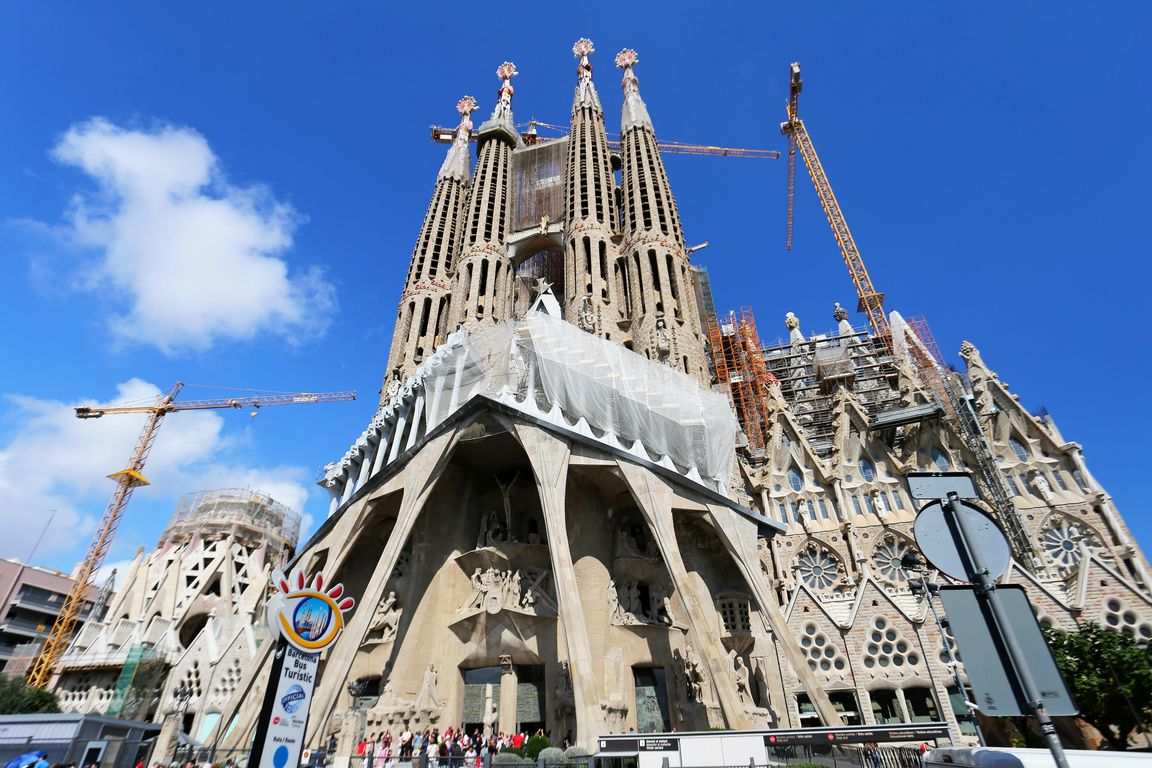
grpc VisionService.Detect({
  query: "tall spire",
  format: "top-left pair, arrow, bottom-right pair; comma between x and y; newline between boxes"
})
447,62 -> 521,335
616,48 -> 652,132
563,38 -> 623,340
382,98 -> 476,402
615,47 -> 708,385
438,96 -> 477,181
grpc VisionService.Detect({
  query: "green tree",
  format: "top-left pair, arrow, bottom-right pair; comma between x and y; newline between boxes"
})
1044,621 -> 1152,750
0,675 -> 60,714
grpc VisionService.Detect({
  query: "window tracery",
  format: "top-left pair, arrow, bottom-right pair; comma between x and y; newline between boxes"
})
795,542 -> 842,591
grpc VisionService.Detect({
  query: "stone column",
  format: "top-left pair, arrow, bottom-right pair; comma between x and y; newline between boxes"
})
303,427 -> 461,746
498,654 -> 518,735
505,420 -> 605,748
614,461 -> 749,729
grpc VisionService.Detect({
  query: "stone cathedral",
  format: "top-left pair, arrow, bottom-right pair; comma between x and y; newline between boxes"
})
204,41 -> 1152,753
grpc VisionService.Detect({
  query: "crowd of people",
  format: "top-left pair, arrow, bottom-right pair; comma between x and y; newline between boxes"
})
341,726 -> 565,766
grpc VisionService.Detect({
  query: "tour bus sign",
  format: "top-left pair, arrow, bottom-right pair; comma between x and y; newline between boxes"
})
265,568 -> 356,652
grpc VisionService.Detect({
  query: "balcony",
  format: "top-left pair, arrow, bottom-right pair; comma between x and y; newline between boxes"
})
1,620 -> 50,639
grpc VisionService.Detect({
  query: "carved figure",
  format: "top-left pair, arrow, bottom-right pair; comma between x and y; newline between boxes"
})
554,661 -> 575,721
366,591 -> 401,643
608,580 -> 627,623
413,664 -> 443,711
578,296 -> 596,332
460,568 -> 484,614
731,651 -> 751,705
1032,472 -> 1054,503
655,317 -> 671,359
684,644 -> 705,703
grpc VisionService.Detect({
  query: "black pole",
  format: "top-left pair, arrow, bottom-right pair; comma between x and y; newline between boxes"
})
248,636 -> 290,767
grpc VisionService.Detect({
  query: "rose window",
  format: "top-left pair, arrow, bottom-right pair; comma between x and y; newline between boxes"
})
873,536 -> 913,584
1041,515 -> 1102,568
796,544 -> 841,590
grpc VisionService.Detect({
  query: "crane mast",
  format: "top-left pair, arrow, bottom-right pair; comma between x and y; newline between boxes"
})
780,63 -> 889,341
26,383 -> 355,688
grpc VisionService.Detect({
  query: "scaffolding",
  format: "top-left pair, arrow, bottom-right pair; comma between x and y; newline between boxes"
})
707,308 -> 777,455
760,323 -> 902,458
105,645 -> 167,720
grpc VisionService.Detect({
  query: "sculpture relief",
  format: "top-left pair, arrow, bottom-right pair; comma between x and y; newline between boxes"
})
609,578 -> 679,627
457,567 -> 553,616
365,590 -> 402,644
577,296 -> 596,333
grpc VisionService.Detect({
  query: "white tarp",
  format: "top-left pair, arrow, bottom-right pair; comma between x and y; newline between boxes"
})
423,312 -> 737,484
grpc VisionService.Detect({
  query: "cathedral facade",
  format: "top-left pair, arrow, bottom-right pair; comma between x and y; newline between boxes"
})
203,42 -> 1151,754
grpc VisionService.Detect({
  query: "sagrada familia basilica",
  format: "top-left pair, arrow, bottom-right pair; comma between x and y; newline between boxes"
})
95,40 -> 1148,754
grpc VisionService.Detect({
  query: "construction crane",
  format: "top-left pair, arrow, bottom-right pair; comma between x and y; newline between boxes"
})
430,120 -> 782,159
26,383 -> 356,688
780,63 -> 889,341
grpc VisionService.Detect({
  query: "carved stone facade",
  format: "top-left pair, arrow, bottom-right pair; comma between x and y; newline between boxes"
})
206,42 -> 1150,755
51,489 -> 298,755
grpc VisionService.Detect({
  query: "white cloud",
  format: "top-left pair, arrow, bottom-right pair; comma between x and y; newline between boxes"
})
0,380 -> 314,568
48,118 -> 335,353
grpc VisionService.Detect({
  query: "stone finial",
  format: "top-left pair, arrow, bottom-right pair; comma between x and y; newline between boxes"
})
784,312 -> 800,331
454,96 -> 477,138
615,48 -> 639,90
496,61 -> 518,106
832,303 -> 849,322
439,97 -> 478,181
573,38 -> 594,77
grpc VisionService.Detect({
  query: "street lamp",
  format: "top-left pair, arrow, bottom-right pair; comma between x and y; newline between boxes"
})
346,680 -> 367,708
171,683 -> 194,764
901,552 -> 985,745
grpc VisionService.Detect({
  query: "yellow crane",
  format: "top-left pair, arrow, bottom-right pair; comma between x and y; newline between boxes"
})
430,120 -> 783,159
780,62 -> 890,341
26,383 -> 356,688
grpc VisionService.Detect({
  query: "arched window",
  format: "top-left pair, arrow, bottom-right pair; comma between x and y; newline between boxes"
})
931,448 -> 951,472
788,467 -> 804,492
1010,437 -> 1029,462
859,458 -> 876,482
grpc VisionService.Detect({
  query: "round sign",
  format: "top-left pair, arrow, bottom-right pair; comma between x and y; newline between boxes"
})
913,499 -> 1011,582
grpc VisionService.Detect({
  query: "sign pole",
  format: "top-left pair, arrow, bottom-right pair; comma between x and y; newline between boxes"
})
249,569 -> 355,768
940,491 -> 1071,768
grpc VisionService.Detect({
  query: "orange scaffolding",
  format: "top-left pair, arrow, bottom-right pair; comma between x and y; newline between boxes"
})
707,307 -> 777,453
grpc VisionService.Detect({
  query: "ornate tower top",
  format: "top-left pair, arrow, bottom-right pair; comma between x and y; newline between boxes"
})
572,38 -> 600,110
438,96 -> 478,181
616,48 -> 652,132
494,61 -> 517,117
832,302 -> 849,322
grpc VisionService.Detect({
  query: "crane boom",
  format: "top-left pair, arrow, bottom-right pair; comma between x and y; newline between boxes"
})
26,383 -> 355,688
430,125 -> 781,159
780,63 -> 889,340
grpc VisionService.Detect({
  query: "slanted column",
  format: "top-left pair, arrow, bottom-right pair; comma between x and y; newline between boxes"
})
498,655 -> 518,735
506,420 -> 605,748
356,445 -> 374,489
614,461 -> 749,729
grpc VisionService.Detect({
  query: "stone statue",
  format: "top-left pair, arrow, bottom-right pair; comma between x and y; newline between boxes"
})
578,296 -> 596,332
366,591 -> 401,644
671,648 -> 690,705
539,213 -> 550,235
554,660 -> 575,721
477,508 -> 503,548
650,584 -> 677,626
482,684 -> 498,736
731,651 -> 751,705
1032,472 -> 1054,503
413,664 -> 443,712
655,317 -> 671,359
608,580 -> 627,624
684,644 -> 705,703
459,568 -> 484,614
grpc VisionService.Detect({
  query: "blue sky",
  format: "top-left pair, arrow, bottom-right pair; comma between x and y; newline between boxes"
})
2,3 -> 1149,577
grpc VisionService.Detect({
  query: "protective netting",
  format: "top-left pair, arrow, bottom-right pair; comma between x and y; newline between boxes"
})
511,139 -> 567,233
423,312 -> 737,483
168,489 -> 301,545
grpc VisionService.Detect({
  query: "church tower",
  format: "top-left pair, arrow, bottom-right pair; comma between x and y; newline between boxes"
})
382,98 -> 477,402
562,39 -> 626,342
615,50 -> 709,384
447,63 -> 522,336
